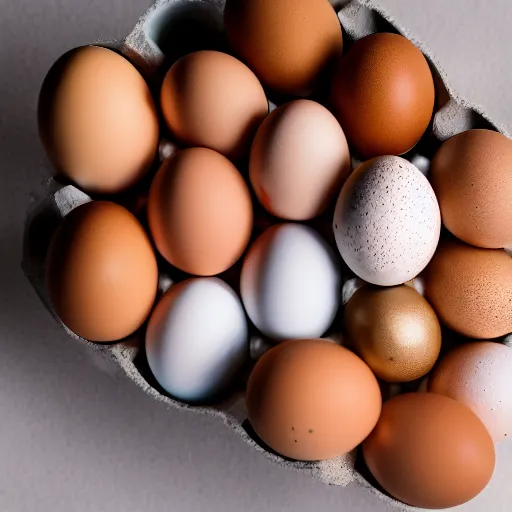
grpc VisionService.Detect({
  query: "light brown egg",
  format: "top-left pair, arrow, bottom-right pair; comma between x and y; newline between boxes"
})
363,393 -> 495,509
224,0 -> 342,97
424,237 -> 512,338
160,51 -> 268,160
430,129 -> 512,249
38,46 -> 159,194
344,285 -> 441,383
246,338 -> 381,461
45,201 -> 158,342
330,33 -> 434,159
147,148 -> 253,276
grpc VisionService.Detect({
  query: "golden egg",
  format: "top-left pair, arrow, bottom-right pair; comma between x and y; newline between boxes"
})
344,285 -> 441,383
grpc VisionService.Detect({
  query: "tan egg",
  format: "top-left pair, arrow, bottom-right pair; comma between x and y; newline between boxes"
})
147,148 -> 253,276
344,285 -> 441,383
224,0 -> 342,97
38,46 -> 159,194
430,129 -> 512,249
330,33 -> 434,159
246,338 -> 381,461
45,201 -> 158,342
424,237 -> 512,338
160,51 -> 268,160
249,100 -> 351,220
363,393 -> 495,509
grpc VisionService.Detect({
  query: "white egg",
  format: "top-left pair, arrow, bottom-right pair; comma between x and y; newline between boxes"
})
333,156 -> 440,286
145,278 -> 248,403
240,223 -> 341,341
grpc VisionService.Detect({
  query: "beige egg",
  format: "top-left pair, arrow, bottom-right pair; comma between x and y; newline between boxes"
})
250,100 -> 351,220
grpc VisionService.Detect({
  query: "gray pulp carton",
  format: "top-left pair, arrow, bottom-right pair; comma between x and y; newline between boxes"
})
22,1 -> 511,510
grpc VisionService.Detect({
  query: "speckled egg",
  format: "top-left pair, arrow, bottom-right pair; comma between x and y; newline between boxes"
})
333,156 -> 441,286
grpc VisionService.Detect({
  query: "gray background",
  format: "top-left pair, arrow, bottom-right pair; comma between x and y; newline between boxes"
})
1,0 -> 511,510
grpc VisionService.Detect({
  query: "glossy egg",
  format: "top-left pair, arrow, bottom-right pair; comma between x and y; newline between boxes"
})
240,224 -> 341,341
224,0 -> 342,96
250,100 -> 351,220
330,33 -> 435,159
363,393 -> 495,509
146,278 -> 248,402
247,339 -> 381,460
430,129 -> 512,249
45,201 -> 158,342
38,46 -> 159,194
147,148 -> 253,276
333,156 -> 441,286
161,51 -> 268,160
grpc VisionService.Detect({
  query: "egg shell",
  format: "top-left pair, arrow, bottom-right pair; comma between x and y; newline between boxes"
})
430,129 -> 512,249
38,46 -> 159,194
333,156 -> 441,286
363,393 -> 495,509
249,99 -> 351,220
329,33 -> 435,159
45,201 -> 158,342
160,51 -> 268,160
240,223 -> 341,341
424,237 -> 512,339
429,342 -> 512,441
224,0 -> 342,97
147,147 -> 253,276
145,278 -> 249,403
246,339 -> 381,461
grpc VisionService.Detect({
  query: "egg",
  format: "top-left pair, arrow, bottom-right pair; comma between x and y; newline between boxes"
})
147,148 -> 253,276
424,237 -> 512,338
240,224 -> 341,341
429,342 -> 512,441
344,285 -> 441,383
160,51 -> 268,160
45,201 -> 158,342
224,0 -> 342,96
330,33 -> 435,159
430,129 -> 512,249
363,393 -> 495,509
249,100 -> 351,220
333,156 -> 441,286
246,339 -> 381,461
146,278 -> 248,402
38,46 -> 159,194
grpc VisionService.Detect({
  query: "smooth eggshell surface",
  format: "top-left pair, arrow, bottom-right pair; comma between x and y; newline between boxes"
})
38,46 -> 159,194
161,51 -> 268,160
240,224 -> 341,341
145,278 -> 248,403
429,342 -> 512,441
45,201 -> 158,342
250,99 -> 351,220
363,393 -> 495,509
246,339 -> 381,461
333,156 -> 441,286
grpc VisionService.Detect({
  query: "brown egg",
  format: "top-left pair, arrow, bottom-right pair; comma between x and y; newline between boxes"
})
45,201 -> 158,342
161,51 -> 268,160
38,46 -> 159,194
344,285 -> 441,383
430,129 -> 512,249
147,148 -> 253,276
330,33 -> 434,159
224,0 -> 342,97
246,339 -> 381,461
363,393 -> 495,509
424,237 -> 512,338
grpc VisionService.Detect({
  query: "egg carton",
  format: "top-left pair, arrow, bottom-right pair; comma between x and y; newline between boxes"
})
22,0 -> 510,510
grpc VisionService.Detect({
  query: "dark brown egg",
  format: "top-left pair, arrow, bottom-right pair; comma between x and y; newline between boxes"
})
430,129 -> 512,249
424,237 -> 512,339
330,33 -> 434,159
